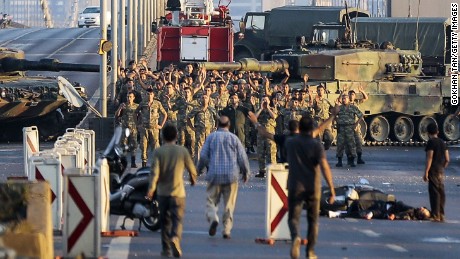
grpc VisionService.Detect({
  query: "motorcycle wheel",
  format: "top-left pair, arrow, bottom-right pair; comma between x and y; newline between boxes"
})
142,200 -> 160,231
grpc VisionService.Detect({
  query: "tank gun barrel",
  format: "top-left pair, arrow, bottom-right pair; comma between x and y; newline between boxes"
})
194,58 -> 289,73
0,58 -> 100,73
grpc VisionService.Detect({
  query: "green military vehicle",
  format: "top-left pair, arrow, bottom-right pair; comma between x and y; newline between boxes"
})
272,47 -> 457,144
309,17 -> 452,77
233,5 -> 370,61
0,48 -> 100,141
196,45 -> 459,144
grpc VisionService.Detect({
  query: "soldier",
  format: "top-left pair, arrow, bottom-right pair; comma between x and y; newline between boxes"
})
254,96 -> 277,178
117,78 -> 142,105
281,98 -> 311,134
187,94 -> 218,162
213,80 -> 230,112
160,82 -> 179,127
348,85 -> 368,164
115,91 -> 140,168
335,94 -> 364,167
136,88 -> 168,167
172,86 -> 197,158
312,84 -> 334,150
219,93 -> 248,146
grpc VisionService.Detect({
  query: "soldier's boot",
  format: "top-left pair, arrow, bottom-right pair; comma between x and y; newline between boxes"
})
131,156 -> 137,168
357,152 -> 365,164
346,156 -> 352,166
142,161 -> 147,168
255,170 -> 266,178
348,157 -> 356,167
335,157 -> 343,167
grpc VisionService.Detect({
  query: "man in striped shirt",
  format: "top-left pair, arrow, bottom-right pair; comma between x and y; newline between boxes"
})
197,115 -> 250,239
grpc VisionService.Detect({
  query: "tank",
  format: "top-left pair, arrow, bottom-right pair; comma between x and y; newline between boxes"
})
194,49 -> 459,144
0,48 -> 100,141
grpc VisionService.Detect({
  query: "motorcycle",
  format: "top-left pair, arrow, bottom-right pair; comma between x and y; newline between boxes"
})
0,14 -> 11,29
98,126 -> 160,231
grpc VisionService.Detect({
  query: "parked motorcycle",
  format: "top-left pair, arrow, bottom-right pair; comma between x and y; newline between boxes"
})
0,14 -> 12,29
99,126 -> 160,231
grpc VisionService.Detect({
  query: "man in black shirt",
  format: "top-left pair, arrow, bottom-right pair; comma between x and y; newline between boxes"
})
424,123 -> 449,222
285,116 -> 335,259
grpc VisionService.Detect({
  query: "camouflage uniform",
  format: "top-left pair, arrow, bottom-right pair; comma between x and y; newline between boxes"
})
350,99 -> 365,153
281,108 -> 311,134
313,97 -> 334,148
336,104 -> 363,161
136,99 -> 167,164
160,93 -> 179,127
187,106 -> 217,161
120,103 -> 139,157
257,109 -> 277,172
213,91 -> 230,112
173,96 -> 197,158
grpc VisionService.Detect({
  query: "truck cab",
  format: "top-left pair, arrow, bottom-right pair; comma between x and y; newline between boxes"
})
234,11 -> 270,61
234,6 -> 369,61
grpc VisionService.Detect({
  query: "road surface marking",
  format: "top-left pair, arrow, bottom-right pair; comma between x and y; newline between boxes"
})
386,244 -> 408,252
422,237 -> 460,243
359,229 -> 381,237
105,217 -> 133,259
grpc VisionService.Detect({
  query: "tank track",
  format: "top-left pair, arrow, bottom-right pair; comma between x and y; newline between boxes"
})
362,139 -> 459,147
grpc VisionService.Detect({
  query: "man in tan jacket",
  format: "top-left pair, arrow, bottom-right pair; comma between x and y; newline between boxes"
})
147,124 -> 197,258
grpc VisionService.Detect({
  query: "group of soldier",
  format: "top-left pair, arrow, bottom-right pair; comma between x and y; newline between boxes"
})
113,59 -> 369,173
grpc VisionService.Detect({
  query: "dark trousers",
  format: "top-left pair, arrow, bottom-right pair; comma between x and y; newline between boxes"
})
288,190 -> 320,256
428,178 -> 445,220
158,196 -> 185,252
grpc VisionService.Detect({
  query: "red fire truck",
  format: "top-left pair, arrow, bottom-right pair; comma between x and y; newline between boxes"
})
156,0 -> 234,69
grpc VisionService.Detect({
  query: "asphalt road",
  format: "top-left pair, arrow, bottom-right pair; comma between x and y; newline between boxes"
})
1,28 -> 460,259
1,142 -> 460,259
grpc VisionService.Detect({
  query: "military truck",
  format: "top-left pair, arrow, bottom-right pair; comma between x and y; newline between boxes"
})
233,5 -> 370,61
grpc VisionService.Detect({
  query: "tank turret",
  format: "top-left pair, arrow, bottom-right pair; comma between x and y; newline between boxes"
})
0,48 -> 99,74
0,48 -> 100,141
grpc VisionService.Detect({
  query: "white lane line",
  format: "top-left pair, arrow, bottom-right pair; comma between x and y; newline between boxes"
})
386,244 -> 408,252
46,28 -> 97,58
422,237 -> 460,243
358,229 -> 381,238
105,217 -> 133,259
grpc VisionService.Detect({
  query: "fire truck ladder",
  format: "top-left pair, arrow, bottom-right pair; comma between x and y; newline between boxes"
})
183,0 -> 213,24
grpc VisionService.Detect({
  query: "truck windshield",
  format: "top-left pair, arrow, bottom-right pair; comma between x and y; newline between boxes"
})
312,28 -> 339,44
245,15 -> 265,30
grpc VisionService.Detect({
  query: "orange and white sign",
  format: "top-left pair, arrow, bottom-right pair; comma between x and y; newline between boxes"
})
28,151 -> 63,231
63,174 -> 101,257
265,163 -> 290,240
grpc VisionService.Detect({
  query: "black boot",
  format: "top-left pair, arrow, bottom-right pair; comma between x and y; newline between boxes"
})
131,156 -> 137,168
255,170 -> 266,178
142,161 -> 147,168
347,156 -> 352,166
336,157 -> 343,167
357,152 -> 365,164
348,157 -> 356,167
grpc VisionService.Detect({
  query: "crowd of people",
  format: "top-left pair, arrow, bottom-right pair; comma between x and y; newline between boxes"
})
115,59 -> 449,259
114,59 -> 368,173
